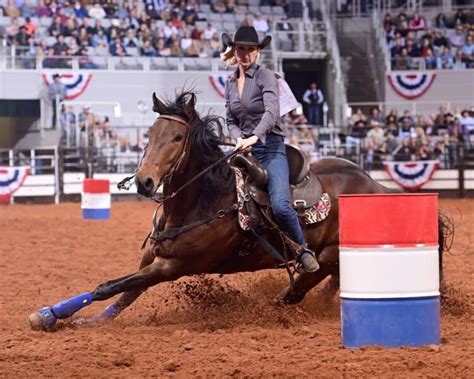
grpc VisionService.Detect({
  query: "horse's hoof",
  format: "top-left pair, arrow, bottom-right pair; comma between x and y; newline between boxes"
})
273,290 -> 305,306
28,312 -> 44,330
28,307 -> 57,331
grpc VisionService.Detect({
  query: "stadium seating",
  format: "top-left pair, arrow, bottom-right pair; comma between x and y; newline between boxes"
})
381,10 -> 473,70
1,0 -> 288,64
4,0 -> 470,171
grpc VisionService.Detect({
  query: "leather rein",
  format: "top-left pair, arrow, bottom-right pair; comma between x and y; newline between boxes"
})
118,114 -> 239,204
122,114 -> 241,251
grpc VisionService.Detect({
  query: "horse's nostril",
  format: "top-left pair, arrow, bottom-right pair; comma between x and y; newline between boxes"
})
144,177 -> 154,192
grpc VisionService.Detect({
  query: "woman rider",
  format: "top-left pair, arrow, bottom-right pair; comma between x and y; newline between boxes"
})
222,26 -> 319,273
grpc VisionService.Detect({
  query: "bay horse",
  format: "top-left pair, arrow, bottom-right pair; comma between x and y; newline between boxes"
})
28,91 -> 447,330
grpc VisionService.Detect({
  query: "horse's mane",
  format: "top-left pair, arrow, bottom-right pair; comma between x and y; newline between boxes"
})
157,91 -> 235,210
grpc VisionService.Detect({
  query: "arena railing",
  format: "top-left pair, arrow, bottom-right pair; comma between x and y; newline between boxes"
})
2,141 -> 472,202
360,142 -> 464,168
320,0 -> 348,127
372,10 -> 391,72
4,28 -> 328,74
272,29 -> 327,60
2,50 -> 234,72
0,146 -> 60,203
390,56 -> 473,71
327,0 -> 473,18
347,100 -> 474,117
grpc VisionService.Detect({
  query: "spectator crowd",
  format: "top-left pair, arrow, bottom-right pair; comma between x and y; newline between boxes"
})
3,1 -> 472,171
384,9 -> 474,70
58,99 -> 474,172
342,104 -> 474,169
1,0 -> 285,69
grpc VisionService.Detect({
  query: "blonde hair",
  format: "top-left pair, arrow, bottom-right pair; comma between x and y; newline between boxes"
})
220,45 -> 261,67
220,46 -> 237,66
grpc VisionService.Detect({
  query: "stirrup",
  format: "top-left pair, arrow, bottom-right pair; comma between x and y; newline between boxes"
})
296,245 -> 320,273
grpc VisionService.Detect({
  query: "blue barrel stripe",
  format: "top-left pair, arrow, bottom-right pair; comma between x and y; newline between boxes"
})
341,297 -> 440,348
82,208 -> 110,220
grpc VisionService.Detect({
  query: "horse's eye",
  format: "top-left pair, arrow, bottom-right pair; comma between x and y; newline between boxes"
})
174,134 -> 183,142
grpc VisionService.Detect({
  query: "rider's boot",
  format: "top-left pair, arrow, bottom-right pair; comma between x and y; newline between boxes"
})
297,245 -> 320,273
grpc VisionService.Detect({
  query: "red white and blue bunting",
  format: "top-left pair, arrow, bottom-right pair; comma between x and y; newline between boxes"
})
43,72 -> 93,100
0,166 -> 30,203
387,72 -> 436,100
383,160 -> 439,191
209,74 -> 231,97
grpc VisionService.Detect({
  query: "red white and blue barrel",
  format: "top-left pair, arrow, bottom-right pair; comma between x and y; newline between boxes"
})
339,193 -> 440,348
81,179 -> 111,220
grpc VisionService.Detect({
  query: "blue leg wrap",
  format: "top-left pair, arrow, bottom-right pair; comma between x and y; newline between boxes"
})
51,292 -> 93,319
100,303 -> 118,320
37,307 -> 57,329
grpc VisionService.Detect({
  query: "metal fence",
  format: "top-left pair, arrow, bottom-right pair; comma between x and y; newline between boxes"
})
321,0 -> 348,127
347,100 -> 474,117
0,146 -> 58,175
2,140 -> 474,203
327,0 -> 474,18
3,50 -> 231,72
0,146 -> 60,203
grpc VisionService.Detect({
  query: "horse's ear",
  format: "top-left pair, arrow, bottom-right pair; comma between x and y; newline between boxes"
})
184,93 -> 196,116
152,92 -> 166,113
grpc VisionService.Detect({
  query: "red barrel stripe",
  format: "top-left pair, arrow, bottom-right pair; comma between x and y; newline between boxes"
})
339,193 -> 438,246
83,179 -> 110,194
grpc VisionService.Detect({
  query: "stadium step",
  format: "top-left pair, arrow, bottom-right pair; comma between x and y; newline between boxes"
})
335,18 -> 379,103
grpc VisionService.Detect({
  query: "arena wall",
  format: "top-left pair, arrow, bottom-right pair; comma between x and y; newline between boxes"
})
0,70 -> 229,124
11,169 -> 474,203
385,70 -> 474,115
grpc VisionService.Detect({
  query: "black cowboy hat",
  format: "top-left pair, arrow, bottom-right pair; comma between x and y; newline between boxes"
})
222,26 -> 271,49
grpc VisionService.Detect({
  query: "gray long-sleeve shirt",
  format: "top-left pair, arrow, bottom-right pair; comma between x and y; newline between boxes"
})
225,64 -> 284,144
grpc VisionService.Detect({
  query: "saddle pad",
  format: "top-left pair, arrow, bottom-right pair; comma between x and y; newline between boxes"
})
233,168 -> 251,231
233,168 -> 331,231
301,192 -> 331,225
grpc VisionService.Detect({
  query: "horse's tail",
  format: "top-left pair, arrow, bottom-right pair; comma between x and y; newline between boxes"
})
438,211 -> 454,287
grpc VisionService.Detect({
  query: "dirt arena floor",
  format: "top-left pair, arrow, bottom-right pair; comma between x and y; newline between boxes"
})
0,198 -> 472,378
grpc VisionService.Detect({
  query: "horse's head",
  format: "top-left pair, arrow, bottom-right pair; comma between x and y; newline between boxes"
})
135,92 -> 196,197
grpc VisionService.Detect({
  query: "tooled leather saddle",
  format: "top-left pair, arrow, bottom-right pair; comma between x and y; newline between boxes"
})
230,144 -> 324,218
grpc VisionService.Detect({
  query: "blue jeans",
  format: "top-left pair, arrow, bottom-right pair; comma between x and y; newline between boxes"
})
252,134 -> 305,245
307,105 -> 321,126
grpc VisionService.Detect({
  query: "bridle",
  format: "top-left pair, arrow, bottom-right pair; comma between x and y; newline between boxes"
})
158,115 -> 190,126
118,114 -> 238,203
153,115 -> 192,192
